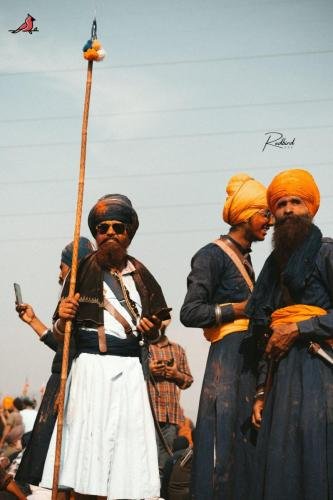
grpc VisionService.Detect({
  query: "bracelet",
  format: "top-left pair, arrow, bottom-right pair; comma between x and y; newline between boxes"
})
215,303 -> 233,324
214,305 -> 222,325
254,390 -> 265,400
53,319 -> 65,336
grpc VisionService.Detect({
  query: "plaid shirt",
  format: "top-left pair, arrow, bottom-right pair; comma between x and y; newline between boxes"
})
148,336 -> 193,425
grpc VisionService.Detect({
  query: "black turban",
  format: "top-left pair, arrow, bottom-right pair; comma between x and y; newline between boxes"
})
61,237 -> 94,266
88,194 -> 139,241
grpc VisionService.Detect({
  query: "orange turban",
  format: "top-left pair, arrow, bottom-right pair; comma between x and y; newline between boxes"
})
267,169 -> 320,216
2,396 -> 14,410
223,173 -> 267,225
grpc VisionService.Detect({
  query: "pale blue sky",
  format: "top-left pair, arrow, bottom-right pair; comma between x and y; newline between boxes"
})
1,0 -> 333,420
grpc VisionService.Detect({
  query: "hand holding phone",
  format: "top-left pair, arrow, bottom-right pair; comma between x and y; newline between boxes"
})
153,307 -> 172,321
14,283 -> 23,305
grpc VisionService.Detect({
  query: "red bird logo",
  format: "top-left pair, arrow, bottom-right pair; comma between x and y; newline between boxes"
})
9,14 -> 39,34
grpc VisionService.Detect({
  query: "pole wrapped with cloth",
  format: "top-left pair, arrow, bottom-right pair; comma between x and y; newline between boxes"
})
51,19 -> 105,500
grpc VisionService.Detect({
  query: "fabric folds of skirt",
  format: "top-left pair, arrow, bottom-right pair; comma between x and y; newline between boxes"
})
41,353 -> 160,499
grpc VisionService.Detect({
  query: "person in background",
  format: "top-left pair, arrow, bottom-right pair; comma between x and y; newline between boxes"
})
0,399 -> 24,459
148,327 -> 193,478
161,436 -> 192,500
20,399 -> 37,436
0,465 -> 27,500
177,415 -> 194,448
15,237 -> 94,487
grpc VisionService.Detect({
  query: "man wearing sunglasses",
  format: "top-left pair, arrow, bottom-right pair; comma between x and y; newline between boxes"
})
40,194 -> 170,500
180,174 -> 270,500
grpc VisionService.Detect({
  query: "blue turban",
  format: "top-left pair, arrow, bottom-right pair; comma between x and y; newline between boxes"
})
88,194 -> 139,241
61,237 -> 94,267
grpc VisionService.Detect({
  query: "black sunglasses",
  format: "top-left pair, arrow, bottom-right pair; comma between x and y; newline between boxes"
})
96,221 -> 126,235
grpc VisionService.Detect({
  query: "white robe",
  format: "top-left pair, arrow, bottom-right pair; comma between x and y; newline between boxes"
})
41,267 -> 160,499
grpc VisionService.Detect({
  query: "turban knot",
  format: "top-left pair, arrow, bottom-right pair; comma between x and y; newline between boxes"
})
267,169 -> 320,216
88,194 -> 139,241
223,173 -> 267,225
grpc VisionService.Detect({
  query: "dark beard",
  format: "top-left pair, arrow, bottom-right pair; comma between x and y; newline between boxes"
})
273,214 -> 312,269
95,238 -> 127,270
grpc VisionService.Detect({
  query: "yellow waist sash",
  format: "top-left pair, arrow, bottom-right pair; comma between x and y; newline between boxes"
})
270,304 -> 327,326
204,318 -> 249,343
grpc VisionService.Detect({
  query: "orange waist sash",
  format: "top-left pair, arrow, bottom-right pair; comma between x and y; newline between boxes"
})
270,304 -> 327,327
204,318 -> 249,343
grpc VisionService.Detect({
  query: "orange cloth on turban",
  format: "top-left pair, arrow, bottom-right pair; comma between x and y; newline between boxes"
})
267,169 -> 320,216
270,304 -> 326,327
223,173 -> 267,225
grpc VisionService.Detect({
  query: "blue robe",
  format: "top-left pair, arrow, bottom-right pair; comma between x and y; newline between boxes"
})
249,235 -> 333,500
181,240 -> 257,500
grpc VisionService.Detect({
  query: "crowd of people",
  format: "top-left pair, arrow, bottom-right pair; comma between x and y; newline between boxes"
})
1,168 -> 333,500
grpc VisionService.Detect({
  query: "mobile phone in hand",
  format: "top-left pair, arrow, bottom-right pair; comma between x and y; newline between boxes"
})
14,283 -> 23,305
154,307 -> 172,321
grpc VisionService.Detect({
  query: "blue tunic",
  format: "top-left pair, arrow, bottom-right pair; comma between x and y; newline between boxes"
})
181,241 -> 257,500
251,239 -> 333,500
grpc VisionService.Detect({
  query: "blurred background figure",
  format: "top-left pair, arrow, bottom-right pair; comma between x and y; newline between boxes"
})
148,325 -> 193,480
20,398 -> 37,436
161,436 -> 193,500
0,398 -> 24,459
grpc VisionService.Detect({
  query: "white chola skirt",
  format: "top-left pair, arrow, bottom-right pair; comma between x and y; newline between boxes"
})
41,353 -> 160,499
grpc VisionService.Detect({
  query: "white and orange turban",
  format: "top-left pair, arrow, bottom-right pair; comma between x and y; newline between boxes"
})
223,173 -> 267,225
267,169 -> 320,216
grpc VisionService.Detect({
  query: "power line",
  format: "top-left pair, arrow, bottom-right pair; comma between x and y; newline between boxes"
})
1,49 -> 333,77
0,161 -> 331,188
1,193 -> 333,219
2,219 -> 333,244
1,123 -> 332,150
1,97 -> 333,124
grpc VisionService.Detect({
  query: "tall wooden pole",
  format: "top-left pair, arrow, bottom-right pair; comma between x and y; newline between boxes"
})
51,59 -> 93,500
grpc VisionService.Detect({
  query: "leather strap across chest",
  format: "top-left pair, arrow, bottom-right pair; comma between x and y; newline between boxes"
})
214,238 -> 254,292
97,297 -> 134,353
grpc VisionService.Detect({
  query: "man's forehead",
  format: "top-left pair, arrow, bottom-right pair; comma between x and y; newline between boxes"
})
99,219 -> 124,224
276,195 -> 304,203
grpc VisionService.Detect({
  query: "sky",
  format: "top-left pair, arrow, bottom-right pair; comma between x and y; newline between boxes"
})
1,0 -> 333,421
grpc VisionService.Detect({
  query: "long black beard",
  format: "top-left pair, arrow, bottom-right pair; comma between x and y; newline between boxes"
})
95,238 -> 128,270
273,214 -> 312,269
